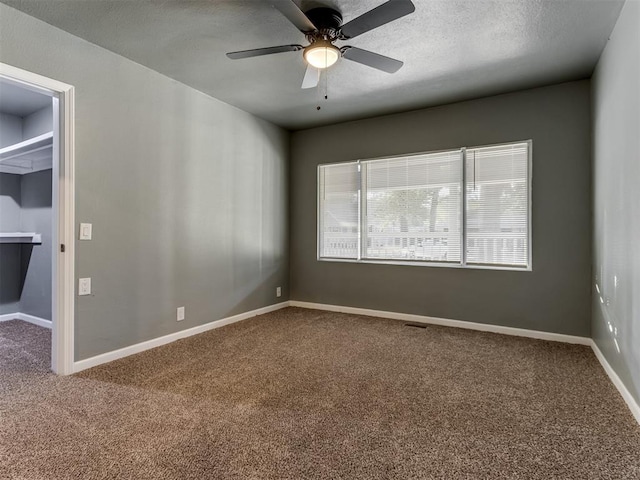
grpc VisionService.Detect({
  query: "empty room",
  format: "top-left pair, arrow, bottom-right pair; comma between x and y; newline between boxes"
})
0,0 -> 638,478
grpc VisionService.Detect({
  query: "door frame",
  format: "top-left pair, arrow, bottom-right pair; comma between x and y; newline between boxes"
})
0,62 -> 75,375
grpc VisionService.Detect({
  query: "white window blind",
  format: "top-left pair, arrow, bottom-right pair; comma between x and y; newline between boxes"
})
317,141 -> 531,270
465,143 -> 529,267
318,162 -> 360,259
364,151 -> 462,262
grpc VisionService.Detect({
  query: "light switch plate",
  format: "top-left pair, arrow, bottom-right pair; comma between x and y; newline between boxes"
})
78,278 -> 91,296
79,223 -> 92,240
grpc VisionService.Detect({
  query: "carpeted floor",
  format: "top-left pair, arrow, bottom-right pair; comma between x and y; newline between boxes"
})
0,319 -> 51,396
1,308 -> 639,479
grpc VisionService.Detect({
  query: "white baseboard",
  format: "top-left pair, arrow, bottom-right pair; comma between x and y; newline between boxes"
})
0,312 -> 20,322
0,312 -> 52,329
590,341 -> 640,425
73,301 -> 290,373
18,313 -> 52,329
289,301 -> 591,345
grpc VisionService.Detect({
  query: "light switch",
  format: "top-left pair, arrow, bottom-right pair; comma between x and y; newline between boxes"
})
79,278 -> 91,296
80,223 -> 92,240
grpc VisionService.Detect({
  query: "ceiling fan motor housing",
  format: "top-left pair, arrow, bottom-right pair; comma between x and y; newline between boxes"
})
304,7 -> 343,31
303,6 -> 344,67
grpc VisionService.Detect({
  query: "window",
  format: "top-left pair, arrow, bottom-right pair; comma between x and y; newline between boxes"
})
318,162 -> 360,259
465,143 -> 529,267
364,150 -> 462,263
318,141 -> 531,270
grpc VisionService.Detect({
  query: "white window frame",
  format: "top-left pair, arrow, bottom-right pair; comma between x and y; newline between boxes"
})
317,140 -> 532,271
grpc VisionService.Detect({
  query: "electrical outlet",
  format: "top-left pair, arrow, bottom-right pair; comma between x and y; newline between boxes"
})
177,306 -> 185,321
78,278 -> 91,296
276,286 -> 282,298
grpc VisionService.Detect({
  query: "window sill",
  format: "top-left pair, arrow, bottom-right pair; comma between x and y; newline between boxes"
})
317,257 -> 532,272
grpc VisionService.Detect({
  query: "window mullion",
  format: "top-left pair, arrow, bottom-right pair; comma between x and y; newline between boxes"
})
461,148 -> 467,267
527,139 -> 533,269
317,165 -> 322,260
359,161 -> 366,261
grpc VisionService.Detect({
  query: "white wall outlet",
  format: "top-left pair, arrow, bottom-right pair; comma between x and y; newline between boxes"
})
78,278 -> 91,296
177,306 -> 185,322
276,286 -> 282,298
79,223 -> 92,240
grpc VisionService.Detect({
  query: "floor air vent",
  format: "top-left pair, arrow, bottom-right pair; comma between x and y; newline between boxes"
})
404,323 -> 427,329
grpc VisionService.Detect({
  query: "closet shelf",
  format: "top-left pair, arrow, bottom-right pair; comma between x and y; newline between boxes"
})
0,232 -> 42,244
0,132 -> 53,175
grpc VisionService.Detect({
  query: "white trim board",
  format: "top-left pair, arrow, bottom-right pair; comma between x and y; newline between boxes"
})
590,341 -> 640,425
0,313 -> 52,329
289,301 -> 591,345
73,302 -> 289,373
0,313 -> 21,322
18,313 -> 52,329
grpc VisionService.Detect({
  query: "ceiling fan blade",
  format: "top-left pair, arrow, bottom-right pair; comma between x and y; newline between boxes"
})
301,65 -> 320,89
272,1 -> 317,33
340,0 -> 415,39
226,44 -> 303,60
342,47 -> 403,73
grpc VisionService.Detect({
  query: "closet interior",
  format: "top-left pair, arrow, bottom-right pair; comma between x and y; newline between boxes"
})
0,80 -> 54,363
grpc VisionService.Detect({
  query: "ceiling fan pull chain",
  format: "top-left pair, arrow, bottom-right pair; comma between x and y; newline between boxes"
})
325,48 -> 328,100
324,52 -> 329,101
317,71 -> 322,110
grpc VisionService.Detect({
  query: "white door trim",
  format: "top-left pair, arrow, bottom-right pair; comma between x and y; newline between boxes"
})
0,63 -> 75,375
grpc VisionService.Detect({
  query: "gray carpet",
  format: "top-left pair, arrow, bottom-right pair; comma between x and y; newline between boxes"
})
0,308 -> 639,479
0,319 -> 51,396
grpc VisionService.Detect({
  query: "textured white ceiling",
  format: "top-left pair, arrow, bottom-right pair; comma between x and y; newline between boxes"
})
2,0 -> 624,130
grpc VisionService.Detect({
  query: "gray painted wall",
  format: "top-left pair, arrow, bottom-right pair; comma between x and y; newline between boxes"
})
22,104 -> 53,139
19,107 -> 54,320
0,113 -> 23,315
291,81 -> 592,336
0,173 -> 22,314
0,103 -> 54,319
591,0 -> 640,404
19,170 -> 52,320
0,172 -> 21,230
0,4 -> 289,360
0,170 -> 52,319
0,111 -> 22,148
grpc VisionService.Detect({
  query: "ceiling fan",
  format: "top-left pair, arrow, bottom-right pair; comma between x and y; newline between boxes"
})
226,0 -> 416,89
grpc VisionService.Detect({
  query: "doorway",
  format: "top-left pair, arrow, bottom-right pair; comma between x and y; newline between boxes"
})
0,63 -> 74,375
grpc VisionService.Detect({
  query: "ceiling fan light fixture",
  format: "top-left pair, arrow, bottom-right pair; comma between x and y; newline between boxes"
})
304,41 -> 340,69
